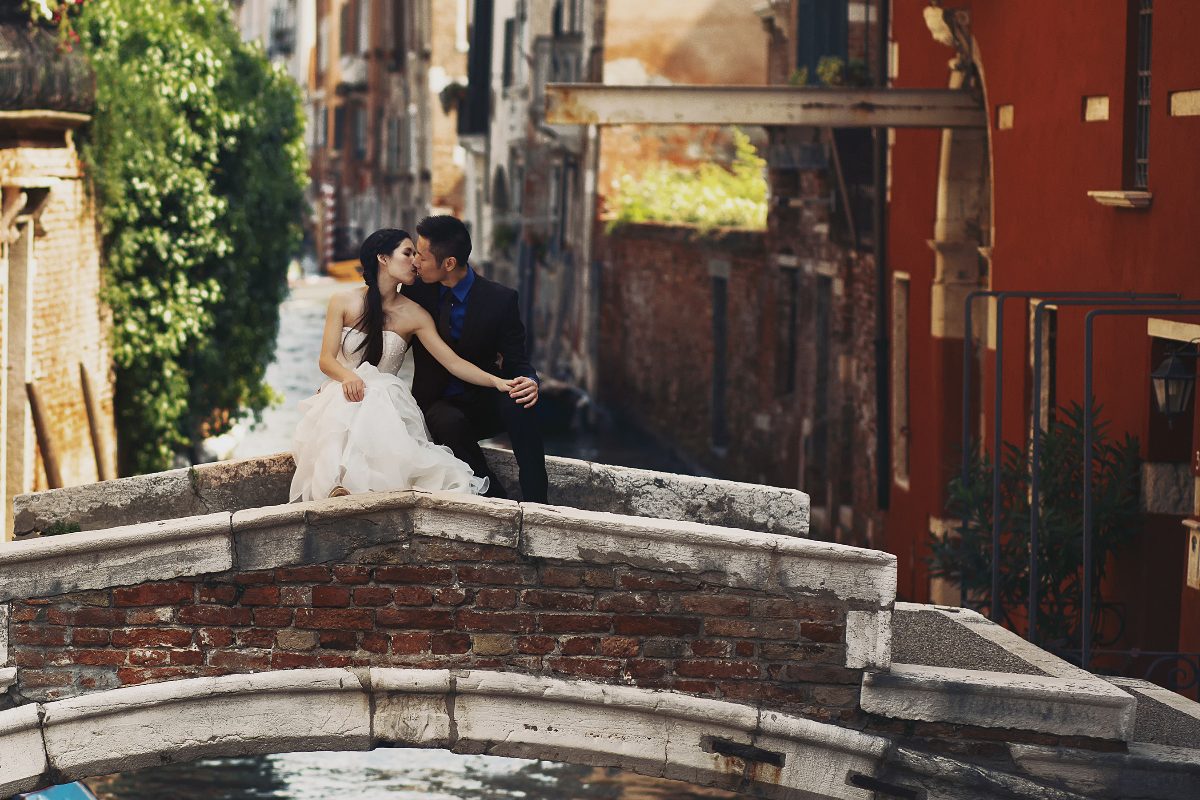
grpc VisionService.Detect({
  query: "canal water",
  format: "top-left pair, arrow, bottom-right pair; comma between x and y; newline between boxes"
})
87,279 -> 722,799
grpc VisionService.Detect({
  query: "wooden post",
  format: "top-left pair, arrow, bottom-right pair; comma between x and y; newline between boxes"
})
25,380 -> 63,489
79,362 -> 114,481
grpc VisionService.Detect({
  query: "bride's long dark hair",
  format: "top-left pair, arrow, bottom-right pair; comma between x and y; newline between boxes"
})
353,228 -> 411,366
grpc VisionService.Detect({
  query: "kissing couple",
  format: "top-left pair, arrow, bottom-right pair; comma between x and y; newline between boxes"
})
289,215 -> 548,505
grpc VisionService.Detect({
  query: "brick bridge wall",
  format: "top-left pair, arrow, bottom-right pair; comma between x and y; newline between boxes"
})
6,461 -> 1200,798
4,506 -> 875,723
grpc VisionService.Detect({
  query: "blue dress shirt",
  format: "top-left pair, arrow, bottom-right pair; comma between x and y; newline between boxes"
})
437,267 -> 476,397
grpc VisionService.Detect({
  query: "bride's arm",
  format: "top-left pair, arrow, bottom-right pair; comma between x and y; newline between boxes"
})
411,307 -> 513,392
319,292 -> 367,402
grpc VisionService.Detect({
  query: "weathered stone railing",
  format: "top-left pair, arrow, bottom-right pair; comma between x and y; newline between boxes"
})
12,447 -> 810,538
0,489 -> 891,713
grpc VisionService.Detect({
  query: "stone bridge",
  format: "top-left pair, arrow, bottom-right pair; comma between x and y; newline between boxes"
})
1,449 -> 1198,799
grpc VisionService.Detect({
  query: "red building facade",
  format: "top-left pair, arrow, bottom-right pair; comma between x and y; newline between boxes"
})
886,0 -> 1200,670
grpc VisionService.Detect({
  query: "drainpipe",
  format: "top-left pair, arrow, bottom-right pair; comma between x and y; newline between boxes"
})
874,0 -> 891,511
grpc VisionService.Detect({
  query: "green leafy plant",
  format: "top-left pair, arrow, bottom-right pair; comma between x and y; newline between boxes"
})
928,402 -> 1141,647
492,222 -> 517,254
75,0 -> 307,473
789,56 -> 870,88
21,0 -> 87,45
438,81 -> 467,114
608,128 -> 767,233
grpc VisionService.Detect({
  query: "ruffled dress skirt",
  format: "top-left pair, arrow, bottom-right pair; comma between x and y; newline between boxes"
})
289,362 -> 487,502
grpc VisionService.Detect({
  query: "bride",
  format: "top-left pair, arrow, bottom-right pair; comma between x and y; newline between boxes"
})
289,228 -> 514,501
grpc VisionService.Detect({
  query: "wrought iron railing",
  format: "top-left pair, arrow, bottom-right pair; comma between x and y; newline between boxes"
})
0,22 -> 94,113
1053,647 -> 1200,697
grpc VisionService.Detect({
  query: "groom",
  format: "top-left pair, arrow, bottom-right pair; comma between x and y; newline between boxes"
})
404,214 -> 549,503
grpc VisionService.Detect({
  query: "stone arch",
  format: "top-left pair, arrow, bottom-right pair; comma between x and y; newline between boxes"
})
492,166 -> 509,215
1,669 -> 889,800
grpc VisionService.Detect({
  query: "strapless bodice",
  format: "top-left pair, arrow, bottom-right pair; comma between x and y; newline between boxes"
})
338,327 -> 409,375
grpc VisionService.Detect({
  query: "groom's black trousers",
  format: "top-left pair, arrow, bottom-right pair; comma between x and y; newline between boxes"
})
423,391 -> 548,504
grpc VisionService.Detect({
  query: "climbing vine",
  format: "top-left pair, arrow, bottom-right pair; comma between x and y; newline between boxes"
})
74,0 -> 307,473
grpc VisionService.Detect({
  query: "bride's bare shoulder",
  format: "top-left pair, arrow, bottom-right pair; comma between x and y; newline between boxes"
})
329,287 -> 368,323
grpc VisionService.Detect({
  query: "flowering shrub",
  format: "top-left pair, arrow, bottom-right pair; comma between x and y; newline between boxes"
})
21,0 -> 86,45
608,128 -> 767,232
75,0 -> 308,472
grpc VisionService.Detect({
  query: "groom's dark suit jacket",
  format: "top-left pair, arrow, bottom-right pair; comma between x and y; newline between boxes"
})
403,273 -> 538,409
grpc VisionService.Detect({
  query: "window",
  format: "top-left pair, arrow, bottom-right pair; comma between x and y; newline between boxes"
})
806,275 -> 833,498
891,273 -> 910,487
358,0 -> 370,55
391,0 -> 407,64
456,0 -> 470,52
353,106 -> 368,160
399,112 -> 412,171
502,18 -> 516,88
775,266 -> 799,395
795,0 -> 849,81
340,2 -> 354,56
386,117 -> 400,172
711,276 -> 729,450
557,162 -> 576,251
1126,0 -> 1153,189
333,105 -> 346,151
315,103 -> 327,148
318,15 -> 330,72
509,161 -> 524,213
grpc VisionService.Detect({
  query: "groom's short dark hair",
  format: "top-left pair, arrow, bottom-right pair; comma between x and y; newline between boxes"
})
416,215 -> 472,268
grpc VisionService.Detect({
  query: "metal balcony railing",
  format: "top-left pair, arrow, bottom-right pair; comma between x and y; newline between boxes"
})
531,32 -> 583,124
0,23 -> 94,114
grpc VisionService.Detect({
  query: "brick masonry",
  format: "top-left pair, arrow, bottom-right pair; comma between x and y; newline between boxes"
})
1,132 -> 117,535
4,535 -> 860,722
591,1 -> 885,548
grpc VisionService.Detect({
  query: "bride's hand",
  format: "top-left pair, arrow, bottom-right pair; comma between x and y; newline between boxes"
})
342,376 -> 366,402
493,376 -> 516,393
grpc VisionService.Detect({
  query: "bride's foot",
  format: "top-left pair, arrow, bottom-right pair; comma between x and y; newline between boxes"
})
328,485 -> 351,498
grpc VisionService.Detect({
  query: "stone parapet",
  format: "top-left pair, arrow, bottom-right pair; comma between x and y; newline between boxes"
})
0,489 -> 885,721
862,662 -> 1135,740
13,448 -> 810,538
864,604 -> 1136,740
1107,676 -> 1200,750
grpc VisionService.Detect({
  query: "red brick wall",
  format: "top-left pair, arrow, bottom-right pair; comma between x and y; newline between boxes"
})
6,536 -> 859,721
1,138 -> 115,528
595,224 -> 801,483
595,219 -> 880,547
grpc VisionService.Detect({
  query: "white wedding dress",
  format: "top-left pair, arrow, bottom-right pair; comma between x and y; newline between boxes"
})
289,327 -> 487,501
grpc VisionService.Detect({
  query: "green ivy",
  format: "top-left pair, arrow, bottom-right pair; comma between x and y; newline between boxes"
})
608,128 -> 767,233
928,402 -> 1141,647
75,0 -> 307,473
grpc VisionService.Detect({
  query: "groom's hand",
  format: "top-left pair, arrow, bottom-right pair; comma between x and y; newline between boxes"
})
508,376 -> 539,408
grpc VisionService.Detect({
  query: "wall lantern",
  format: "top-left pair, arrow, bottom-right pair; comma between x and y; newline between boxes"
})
1151,346 -> 1197,425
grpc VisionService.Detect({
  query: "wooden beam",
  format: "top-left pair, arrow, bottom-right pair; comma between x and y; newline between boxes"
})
544,85 -> 986,129
26,381 -> 63,490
